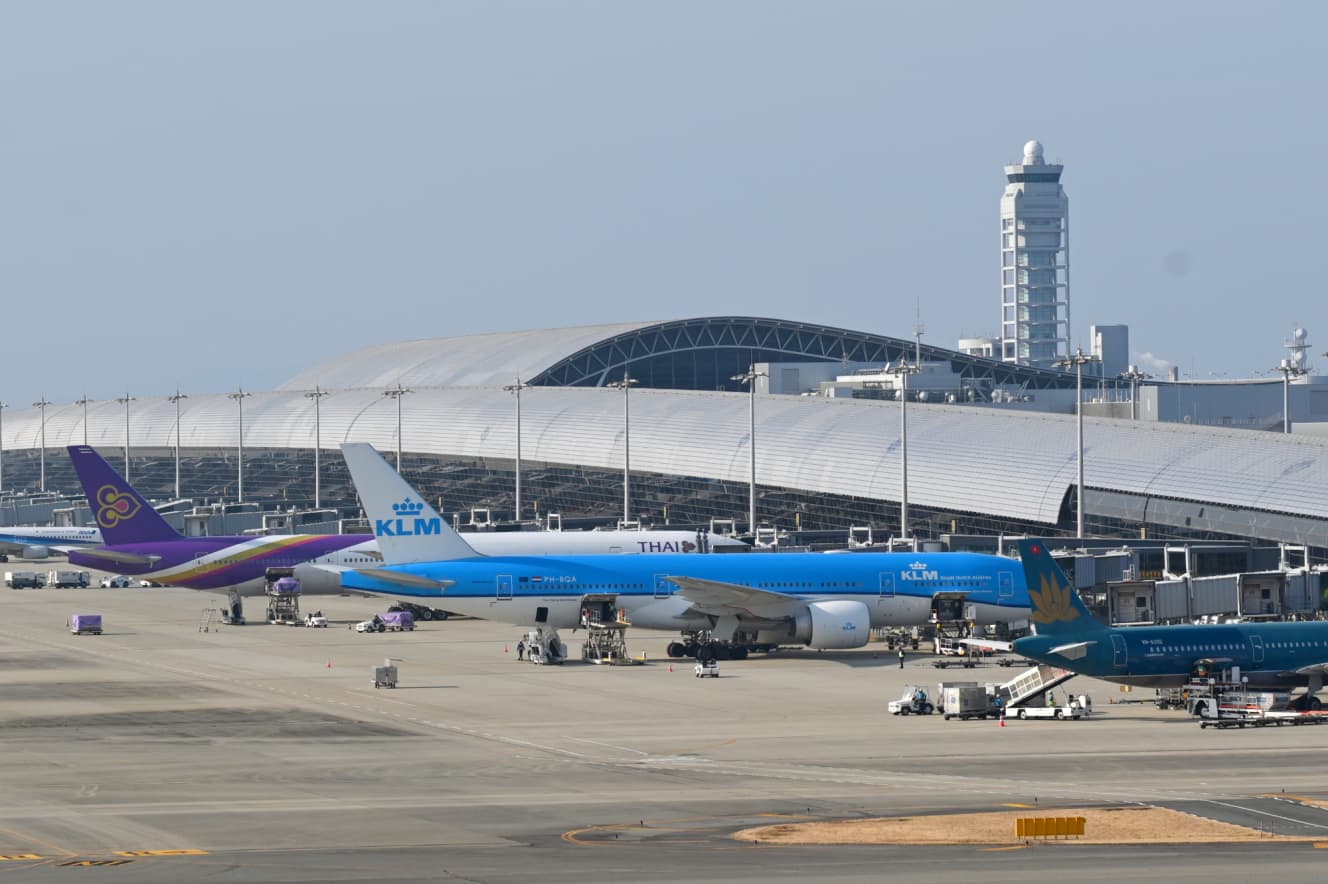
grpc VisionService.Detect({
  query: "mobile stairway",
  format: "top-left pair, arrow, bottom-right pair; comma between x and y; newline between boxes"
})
1001,663 -> 1076,708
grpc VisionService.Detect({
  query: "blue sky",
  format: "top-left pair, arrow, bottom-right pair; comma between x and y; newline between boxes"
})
3,1 -> 1324,402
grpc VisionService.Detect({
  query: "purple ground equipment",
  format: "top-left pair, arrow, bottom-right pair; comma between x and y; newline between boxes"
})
68,614 -> 103,635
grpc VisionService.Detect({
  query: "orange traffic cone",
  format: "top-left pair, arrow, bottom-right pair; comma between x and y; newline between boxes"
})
326,659 -> 332,669
668,664 -> 673,673
504,644 -> 509,653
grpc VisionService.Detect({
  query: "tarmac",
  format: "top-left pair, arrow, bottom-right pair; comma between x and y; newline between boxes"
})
5,575 -> 1328,881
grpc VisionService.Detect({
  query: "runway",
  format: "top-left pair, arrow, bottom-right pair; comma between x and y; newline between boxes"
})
4,581 -> 1328,881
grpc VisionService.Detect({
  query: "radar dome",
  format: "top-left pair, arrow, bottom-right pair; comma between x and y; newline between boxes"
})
1294,326 -> 1307,341
1023,140 -> 1045,164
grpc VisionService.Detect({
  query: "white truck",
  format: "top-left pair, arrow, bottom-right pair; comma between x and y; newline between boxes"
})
304,611 -> 328,628
5,571 -> 44,589
48,570 -> 91,588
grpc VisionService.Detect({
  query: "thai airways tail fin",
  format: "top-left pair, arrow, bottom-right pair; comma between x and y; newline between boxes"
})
66,445 -> 181,545
1017,539 -> 1106,636
340,443 -> 481,564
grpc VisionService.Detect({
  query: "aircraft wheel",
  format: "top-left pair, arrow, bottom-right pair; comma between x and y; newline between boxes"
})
713,645 -> 731,661
667,642 -> 686,658
684,642 -> 700,658
734,647 -> 749,660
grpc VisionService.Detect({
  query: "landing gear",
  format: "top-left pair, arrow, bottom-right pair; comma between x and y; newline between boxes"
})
221,589 -> 246,625
667,630 -> 760,661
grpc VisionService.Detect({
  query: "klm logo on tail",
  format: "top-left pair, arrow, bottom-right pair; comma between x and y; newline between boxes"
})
96,485 -> 142,529
375,498 -> 442,538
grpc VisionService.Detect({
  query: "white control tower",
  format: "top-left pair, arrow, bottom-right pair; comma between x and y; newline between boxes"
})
1000,140 -> 1070,368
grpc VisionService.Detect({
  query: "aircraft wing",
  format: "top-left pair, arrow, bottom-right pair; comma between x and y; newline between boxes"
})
1291,662 -> 1328,677
663,575 -> 802,616
79,549 -> 162,566
349,568 -> 455,591
0,539 -> 92,556
961,637 -> 1013,653
1047,640 -> 1095,660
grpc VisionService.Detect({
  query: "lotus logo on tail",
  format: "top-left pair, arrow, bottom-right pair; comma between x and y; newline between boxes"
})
95,485 -> 141,528
1029,574 -> 1079,624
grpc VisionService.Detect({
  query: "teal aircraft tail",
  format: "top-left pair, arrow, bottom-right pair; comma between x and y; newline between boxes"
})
1016,539 -> 1105,636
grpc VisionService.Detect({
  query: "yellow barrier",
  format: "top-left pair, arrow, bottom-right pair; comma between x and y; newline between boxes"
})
1015,816 -> 1086,839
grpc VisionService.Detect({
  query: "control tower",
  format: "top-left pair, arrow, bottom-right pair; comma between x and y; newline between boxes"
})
1000,140 -> 1070,368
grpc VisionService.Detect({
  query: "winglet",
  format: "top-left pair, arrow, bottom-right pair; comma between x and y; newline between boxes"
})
340,443 -> 481,564
1016,539 -> 1104,636
66,446 -> 181,544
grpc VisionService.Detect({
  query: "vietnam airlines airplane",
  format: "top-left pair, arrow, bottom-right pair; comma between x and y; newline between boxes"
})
339,442 -> 1032,658
63,446 -> 743,605
1014,539 -> 1327,709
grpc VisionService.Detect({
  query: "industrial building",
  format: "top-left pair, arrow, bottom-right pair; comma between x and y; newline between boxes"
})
1,317 -> 1327,561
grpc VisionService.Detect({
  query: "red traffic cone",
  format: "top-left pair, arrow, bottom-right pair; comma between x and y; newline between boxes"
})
326,659 -> 332,669
504,644 -> 509,653
999,716 -> 1005,727
668,664 -> 673,673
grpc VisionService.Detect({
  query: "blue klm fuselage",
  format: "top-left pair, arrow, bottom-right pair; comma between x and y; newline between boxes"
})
342,549 -> 1030,634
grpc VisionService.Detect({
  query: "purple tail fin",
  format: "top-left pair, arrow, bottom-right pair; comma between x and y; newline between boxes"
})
66,446 -> 180,544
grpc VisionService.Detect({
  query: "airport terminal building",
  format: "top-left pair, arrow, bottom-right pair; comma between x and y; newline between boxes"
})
3,317 -> 1328,558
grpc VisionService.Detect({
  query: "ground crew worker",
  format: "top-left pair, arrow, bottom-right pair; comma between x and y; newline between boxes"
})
898,648 -> 905,669
516,639 -> 526,661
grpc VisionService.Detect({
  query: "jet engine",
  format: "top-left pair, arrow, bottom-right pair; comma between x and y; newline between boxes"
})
22,546 -> 50,559
791,599 -> 871,650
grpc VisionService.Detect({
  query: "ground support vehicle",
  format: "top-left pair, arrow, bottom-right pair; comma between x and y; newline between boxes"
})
48,570 -> 90,588
380,611 -> 415,631
695,660 -> 719,678
389,601 -> 450,621
889,685 -> 935,715
99,574 -> 131,588
304,611 -> 328,628
7,571 -> 45,589
941,685 -> 993,720
523,627 -> 566,664
68,614 -> 102,635
1011,698 -> 1089,720
355,616 -> 387,634
373,658 -> 398,688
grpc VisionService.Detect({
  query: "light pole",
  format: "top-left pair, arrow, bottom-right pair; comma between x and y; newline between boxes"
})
503,378 -> 529,522
33,396 -> 51,491
74,395 -> 91,445
304,386 -> 329,508
731,365 -> 768,534
884,360 -> 921,538
1054,348 -> 1100,539
382,384 -> 412,472
168,391 -> 187,499
227,388 -> 251,502
607,372 -> 638,525
1118,366 -> 1151,421
115,391 -> 135,481
1274,358 -> 1308,434
0,401 -> 7,493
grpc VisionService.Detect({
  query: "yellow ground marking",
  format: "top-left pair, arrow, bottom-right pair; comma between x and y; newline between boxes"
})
0,823 -> 77,858
115,849 -> 208,857
1002,803 -> 1037,809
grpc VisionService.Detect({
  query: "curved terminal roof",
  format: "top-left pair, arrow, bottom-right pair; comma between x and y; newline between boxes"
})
6,385 -> 1328,539
280,317 -> 1080,393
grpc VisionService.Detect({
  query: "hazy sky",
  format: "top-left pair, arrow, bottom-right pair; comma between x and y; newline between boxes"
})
4,2 -> 1325,403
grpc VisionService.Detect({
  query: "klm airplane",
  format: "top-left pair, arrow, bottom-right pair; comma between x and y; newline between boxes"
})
339,443 -> 1032,659
1014,539 -> 1328,709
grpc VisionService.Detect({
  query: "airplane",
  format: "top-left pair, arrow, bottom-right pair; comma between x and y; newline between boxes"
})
62,445 -> 744,616
0,525 -> 102,559
338,442 -> 1033,659
1013,539 -> 1327,709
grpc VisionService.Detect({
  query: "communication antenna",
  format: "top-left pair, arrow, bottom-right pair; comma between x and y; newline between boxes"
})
912,301 -> 924,365
1285,324 -> 1312,374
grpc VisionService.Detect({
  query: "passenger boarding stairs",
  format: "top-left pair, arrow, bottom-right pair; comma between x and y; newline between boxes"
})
1001,663 -> 1075,708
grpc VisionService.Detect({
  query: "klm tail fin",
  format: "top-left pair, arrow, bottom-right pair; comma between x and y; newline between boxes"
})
1017,539 -> 1105,636
66,446 -> 181,545
340,443 -> 480,564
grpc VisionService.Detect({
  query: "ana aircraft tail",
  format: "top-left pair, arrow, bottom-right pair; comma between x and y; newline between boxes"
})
67,445 -> 181,545
340,443 -> 481,564
1017,539 -> 1104,636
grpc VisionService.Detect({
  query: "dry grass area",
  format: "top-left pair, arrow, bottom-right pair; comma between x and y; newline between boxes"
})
736,806 -> 1320,845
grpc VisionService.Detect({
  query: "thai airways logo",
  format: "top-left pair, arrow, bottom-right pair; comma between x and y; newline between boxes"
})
900,560 -> 939,582
1029,573 -> 1080,624
95,485 -> 141,528
375,498 -> 441,537
637,540 -> 698,553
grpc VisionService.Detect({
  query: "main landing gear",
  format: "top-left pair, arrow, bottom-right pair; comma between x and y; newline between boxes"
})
664,630 -> 775,662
